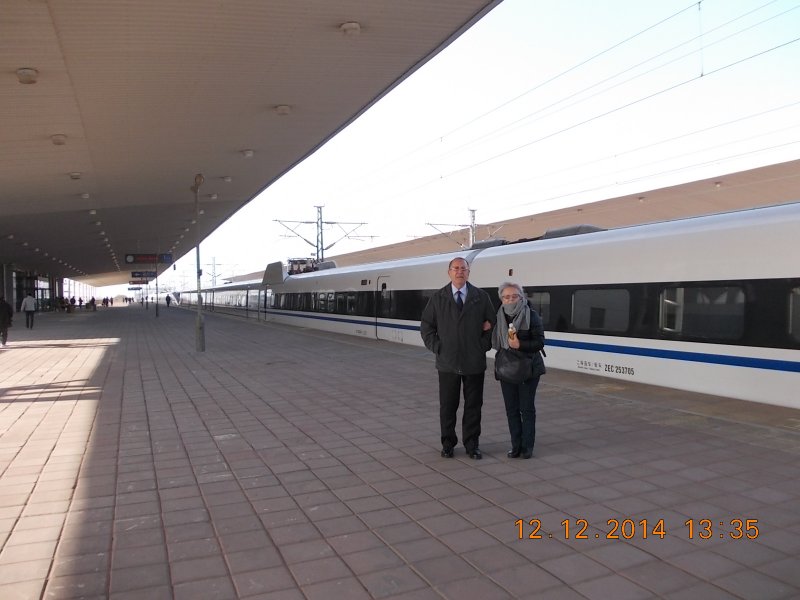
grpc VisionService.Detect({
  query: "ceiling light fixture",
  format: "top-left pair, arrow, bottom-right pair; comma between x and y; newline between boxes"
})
51,134 -> 67,146
89,209 -> 96,215
241,149 -> 254,158
81,193 -> 90,199
340,21 -> 361,36
274,104 -> 291,116
69,172 -> 82,180
208,193 -> 218,200
16,67 -> 39,84
222,176 -> 232,183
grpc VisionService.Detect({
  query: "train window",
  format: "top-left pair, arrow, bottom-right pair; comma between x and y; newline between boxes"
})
572,289 -> 629,332
317,292 -> 326,312
660,285 -> 744,340
346,292 -> 357,315
790,287 -> 800,342
327,292 -> 335,313
526,291 -> 550,327
357,291 -> 375,317
379,286 -> 392,318
336,293 -> 347,314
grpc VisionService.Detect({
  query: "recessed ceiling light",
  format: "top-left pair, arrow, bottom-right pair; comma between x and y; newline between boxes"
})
222,176 -> 232,182
51,134 -> 67,146
241,149 -> 254,158
340,21 -> 361,36
274,104 -> 291,116
16,67 -> 39,84
69,172 -> 82,180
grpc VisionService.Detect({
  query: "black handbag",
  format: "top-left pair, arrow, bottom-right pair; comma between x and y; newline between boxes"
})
494,348 -> 534,384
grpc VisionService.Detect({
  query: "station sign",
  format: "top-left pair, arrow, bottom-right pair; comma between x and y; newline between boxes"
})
131,271 -> 157,278
124,253 -> 173,265
127,286 -> 142,291
129,279 -> 148,285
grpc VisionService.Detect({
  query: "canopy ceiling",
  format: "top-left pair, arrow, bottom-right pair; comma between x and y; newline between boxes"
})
1,0 -> 503,286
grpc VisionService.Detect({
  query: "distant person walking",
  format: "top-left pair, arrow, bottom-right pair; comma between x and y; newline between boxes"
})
0,295 -> 13,347
165,294 -> 171,308
20,293 -> 36,329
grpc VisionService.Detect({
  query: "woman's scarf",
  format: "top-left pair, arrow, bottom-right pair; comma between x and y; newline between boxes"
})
492,298 -> 530,350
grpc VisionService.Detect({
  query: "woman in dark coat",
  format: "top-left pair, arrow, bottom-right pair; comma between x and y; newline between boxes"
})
491,282 -> 545,459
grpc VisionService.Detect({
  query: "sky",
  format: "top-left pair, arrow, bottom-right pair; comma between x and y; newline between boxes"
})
102,0 -> 800,294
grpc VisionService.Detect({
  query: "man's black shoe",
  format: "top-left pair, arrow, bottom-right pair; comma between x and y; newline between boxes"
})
441,448 -> 454,458
468,448 -> 482,460
507,449 -> 521,458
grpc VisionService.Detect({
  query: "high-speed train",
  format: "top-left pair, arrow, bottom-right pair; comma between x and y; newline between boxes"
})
179,202 -> 800,409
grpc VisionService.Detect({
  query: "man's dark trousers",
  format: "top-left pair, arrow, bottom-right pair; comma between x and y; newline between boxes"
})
438,370 -> 484,452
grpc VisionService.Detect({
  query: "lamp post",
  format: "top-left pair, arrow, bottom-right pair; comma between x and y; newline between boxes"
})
191,173 -> 205,351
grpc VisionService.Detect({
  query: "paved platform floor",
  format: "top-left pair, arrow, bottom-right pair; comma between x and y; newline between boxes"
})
1,305 -> 799,599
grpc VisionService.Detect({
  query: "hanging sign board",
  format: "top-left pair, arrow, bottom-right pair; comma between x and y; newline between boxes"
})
125,253 -> 173,264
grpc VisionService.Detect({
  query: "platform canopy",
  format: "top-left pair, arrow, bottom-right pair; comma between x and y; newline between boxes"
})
0,0 -> 503,287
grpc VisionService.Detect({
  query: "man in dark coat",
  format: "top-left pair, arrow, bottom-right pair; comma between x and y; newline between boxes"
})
420,257 -> 496,459
0,295 -> 13,347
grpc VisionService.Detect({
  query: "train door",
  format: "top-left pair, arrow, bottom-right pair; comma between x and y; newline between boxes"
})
376,276 -> 403,342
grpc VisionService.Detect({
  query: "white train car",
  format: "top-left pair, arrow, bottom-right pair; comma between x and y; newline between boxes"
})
468,203 -> 800,408
184,203 -> 800,408
262,249 -> 483,345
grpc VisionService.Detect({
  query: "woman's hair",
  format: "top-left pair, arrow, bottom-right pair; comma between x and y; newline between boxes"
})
497,281 -> 524,299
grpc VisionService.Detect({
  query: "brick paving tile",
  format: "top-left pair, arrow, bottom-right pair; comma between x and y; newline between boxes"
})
410,554 -> 482,585
539,552 -> 613,584
572,574 -> 655,600
42,572 -> 109,599
109,562 -> 171,593
301,576 -> 372,600
0,579 -> 47,600
288,555 -> 352,586
231,566 -> 296,597
434,575 -> 514,600
173,575 -> 238,600
342,545 -> 405,575
51,551 -> 109,577
358,565 -> 429,599
225,547 -> 284,574
110,585 -> 173,600
711,569 -> 797,600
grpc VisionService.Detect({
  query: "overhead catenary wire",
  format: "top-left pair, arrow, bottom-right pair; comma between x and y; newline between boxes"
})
326,0 -> 799,217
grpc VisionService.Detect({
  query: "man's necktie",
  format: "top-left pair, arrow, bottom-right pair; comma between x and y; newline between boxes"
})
456,290 -> 463,310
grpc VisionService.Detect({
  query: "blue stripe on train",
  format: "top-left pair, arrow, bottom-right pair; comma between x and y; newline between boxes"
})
546,339 -> 800,373
265,311 -> 800,373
